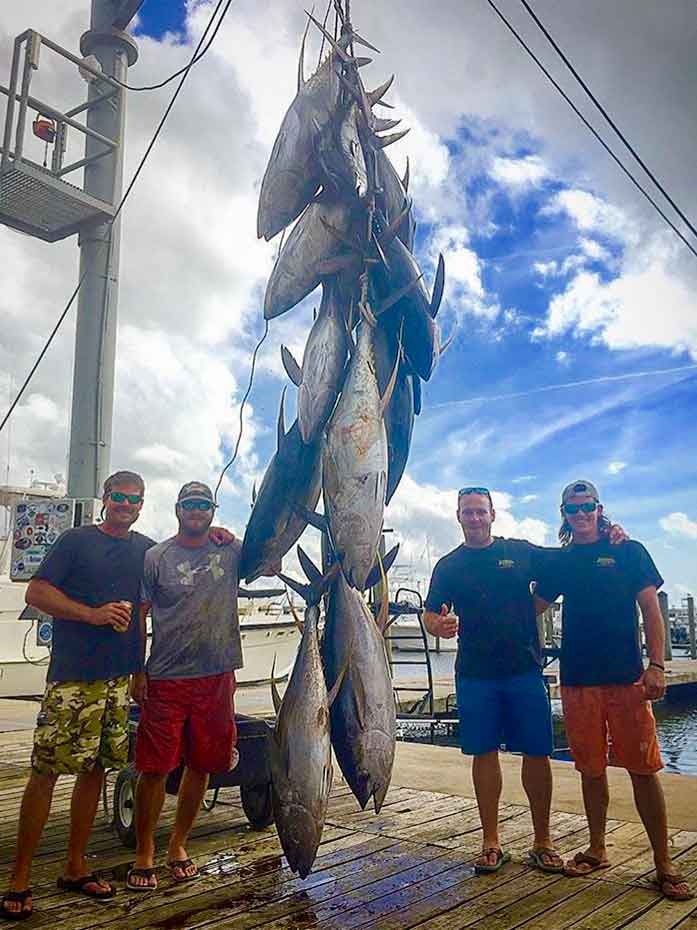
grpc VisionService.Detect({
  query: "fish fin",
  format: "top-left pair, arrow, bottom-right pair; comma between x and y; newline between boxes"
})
372,116 -> 401,133
326,651 -> 351,707
251,481 -> 257,505
318,216 -> 360,252
305,11 -> 352,62
367,74 -> 394,106
374,549 -> 390,632
276,571 -> 312,603
402,156 -> 410,192
364,543 -> 400,589
370,231 -> 390,270
297,9 -> 312,92
277,387 -> 287,449
281,345 -> 303,386
270,653 -> 282,715
375,274 -> 423,315
412,373 -> 422,415
295,506 -> 328,533
350,30 -> 381,53
430,253 -> 445,318
374,98 -> 395,110
440,327 -> 456,356
297,545 -> 322,585
379,326 -> 402,416
354,56 -> 372,68
284,590 -> 305,634
372,127 -> 410,149
380,202 -> 412,247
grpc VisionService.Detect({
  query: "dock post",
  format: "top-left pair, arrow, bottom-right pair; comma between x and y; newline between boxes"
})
687,595 -> 697,660
658,591 -> 672,662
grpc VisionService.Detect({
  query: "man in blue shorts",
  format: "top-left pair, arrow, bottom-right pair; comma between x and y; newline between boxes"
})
425,486 -> 567,876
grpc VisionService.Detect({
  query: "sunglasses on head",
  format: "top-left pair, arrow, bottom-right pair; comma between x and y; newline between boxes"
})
563,501 -> 598,515
458,486 -> 491,498
179,499 -> 214,512
109,491 -> 143,505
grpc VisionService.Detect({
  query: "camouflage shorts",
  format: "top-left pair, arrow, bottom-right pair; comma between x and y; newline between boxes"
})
31,676 -> 129,776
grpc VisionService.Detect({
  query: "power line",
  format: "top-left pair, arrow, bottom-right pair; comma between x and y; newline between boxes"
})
485,0 -> 697,261
0,0 -> 233,435
517,0 -> 697,244
109,0 -> 231,92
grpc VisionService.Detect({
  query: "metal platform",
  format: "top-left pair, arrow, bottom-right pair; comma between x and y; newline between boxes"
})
0,161 -> 115,241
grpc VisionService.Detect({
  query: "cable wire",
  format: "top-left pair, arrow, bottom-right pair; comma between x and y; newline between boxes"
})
485,0 -> 697,261
0,0 -> 234,435
517,0 -> 697,244
214,320 -> 270,502
107,0 -> 229,92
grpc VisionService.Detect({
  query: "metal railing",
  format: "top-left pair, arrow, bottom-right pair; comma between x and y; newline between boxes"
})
1,29 -> 120,184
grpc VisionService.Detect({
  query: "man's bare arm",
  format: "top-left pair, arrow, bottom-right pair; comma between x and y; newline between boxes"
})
26,578 -> 130,631
637,586 -> 666,701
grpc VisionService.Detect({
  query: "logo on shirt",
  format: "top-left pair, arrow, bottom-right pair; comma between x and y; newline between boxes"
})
497,560 -> 515,569
177,553 -> 226,586
596,557 -> 616,568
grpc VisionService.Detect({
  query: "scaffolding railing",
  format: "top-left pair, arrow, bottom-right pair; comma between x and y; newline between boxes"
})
0,29 -> 121,240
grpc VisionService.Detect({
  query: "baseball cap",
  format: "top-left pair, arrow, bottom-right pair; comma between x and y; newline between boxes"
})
177,481 -> 214,504
561,479 -> 599,504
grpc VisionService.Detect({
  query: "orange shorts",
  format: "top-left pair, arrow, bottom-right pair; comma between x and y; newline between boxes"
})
561,683 -> 663,777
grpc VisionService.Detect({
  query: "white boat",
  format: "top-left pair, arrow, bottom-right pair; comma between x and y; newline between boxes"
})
389,615 -> 458,653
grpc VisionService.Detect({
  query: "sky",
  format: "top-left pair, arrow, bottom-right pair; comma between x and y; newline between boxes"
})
1,0 -> 697,603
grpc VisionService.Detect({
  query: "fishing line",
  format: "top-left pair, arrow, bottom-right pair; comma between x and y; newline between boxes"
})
214,320 -> 270,503
427,363 -> 697,411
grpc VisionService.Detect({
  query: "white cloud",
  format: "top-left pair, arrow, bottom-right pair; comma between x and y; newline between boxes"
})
519,494 -> 538,504
534,260 -> 558,278
607,461 -> 627,475
555,350 -> 570,365
660,512 -> 697,540
512,475 -> 537,484
491,154 -> 548,188
543,189 -> 632,243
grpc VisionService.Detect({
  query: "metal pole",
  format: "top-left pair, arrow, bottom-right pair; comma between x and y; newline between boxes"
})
67,1 -> 137,499
658,590 -> 672,662
687,595 -> 697,661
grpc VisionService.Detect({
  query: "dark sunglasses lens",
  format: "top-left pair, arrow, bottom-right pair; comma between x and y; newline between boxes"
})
181,499 -> 213,511
565,502 -> 597,514
110,491 -> 142,504
581,502 -> 597,513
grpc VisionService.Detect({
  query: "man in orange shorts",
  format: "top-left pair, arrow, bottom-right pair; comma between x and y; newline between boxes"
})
535,480 -> 692,902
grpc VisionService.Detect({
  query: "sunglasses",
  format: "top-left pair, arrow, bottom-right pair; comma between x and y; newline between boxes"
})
108,491 -> 143,505
563,501 -> 598,515
179,499 -> 214,512
458,486 -> 491,497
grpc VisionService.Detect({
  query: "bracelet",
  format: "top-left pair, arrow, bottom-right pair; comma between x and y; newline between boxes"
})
649,661 -> 665,671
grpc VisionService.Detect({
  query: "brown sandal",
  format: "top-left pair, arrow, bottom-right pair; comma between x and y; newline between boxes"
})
564,852 -> 611,877
654,872 -> 693,901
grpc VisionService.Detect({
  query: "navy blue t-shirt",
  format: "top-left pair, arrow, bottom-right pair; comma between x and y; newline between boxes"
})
424,538 -> 559,678
33,525 -> 155,682
535,538 -> 663,687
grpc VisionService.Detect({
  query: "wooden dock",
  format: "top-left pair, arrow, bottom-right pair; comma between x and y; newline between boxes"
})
0,729 -> 696,929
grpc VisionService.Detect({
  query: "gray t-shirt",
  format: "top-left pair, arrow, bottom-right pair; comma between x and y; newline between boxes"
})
142,537 -> 243,680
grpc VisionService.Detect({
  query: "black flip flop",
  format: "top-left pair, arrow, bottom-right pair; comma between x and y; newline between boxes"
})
126,868 -> 158,892
0,890 -> 33,921
57,874 -> 116,900
167,858 -> 199,883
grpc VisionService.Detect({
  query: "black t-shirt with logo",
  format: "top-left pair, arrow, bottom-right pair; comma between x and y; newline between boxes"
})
424,538 -> 557,679
33,524 -> 156,683
535,538 -> 663,687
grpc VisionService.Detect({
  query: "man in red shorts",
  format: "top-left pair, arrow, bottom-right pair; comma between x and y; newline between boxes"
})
535,480 -> 692,902
127,481 -> 242,891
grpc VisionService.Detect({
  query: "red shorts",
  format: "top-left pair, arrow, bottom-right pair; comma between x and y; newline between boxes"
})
135,671 -> 237,775
561,682 -> 663,777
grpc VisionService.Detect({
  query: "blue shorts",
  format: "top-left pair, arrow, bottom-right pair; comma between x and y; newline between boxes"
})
456,669 -> 553,757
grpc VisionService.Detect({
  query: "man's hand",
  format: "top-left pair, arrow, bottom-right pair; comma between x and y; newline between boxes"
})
209,526 -> 235,547
640,665 -> 666,702
608,523 -> 629,545
431,604 -> 459,639
130,672 -> 148,705
90,602 -> 131,632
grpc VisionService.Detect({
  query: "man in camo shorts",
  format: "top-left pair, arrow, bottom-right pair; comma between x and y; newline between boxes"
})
1,471 -> 154,919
